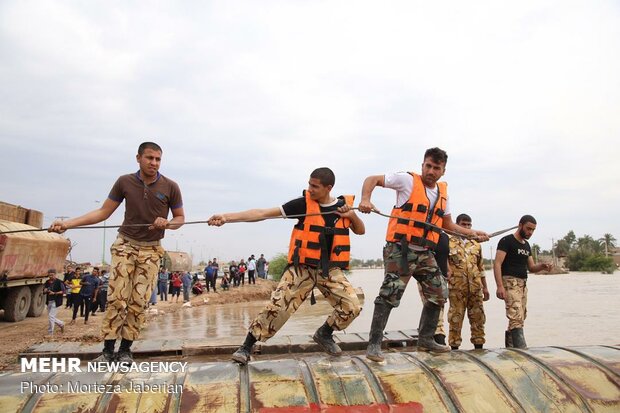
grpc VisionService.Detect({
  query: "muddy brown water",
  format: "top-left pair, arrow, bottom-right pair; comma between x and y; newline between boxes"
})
141,269 -> 620,349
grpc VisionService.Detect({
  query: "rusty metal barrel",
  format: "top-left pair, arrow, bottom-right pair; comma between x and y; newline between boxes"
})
2,345 -> 619,412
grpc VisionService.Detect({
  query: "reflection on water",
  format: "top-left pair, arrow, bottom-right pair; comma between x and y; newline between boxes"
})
142,269 -> 620,349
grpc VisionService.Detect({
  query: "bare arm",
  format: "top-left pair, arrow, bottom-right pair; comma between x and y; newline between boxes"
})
337,205 -> 365,235
442,215 -> 489,241
493,249 -> 507,300
358,175 -> 385,213
208,207 -> 283,226
48,198 -> 121,233
528,256 -> 551,273
151,206 -> 185,230
481,276 -> 490,301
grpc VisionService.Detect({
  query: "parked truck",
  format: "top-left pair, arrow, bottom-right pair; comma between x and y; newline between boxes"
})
161,250 -> 192,273
0,202 -> 70,322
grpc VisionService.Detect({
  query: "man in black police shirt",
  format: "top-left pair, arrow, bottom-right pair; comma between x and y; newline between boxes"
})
493,215 -> 550,348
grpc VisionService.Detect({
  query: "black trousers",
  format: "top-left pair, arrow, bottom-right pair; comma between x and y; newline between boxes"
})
71,295 -> 90,320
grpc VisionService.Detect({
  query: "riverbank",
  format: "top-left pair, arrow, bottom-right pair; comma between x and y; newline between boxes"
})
0,279 -> 276,371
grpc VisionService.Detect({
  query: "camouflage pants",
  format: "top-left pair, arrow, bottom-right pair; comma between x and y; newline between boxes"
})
375,242 -> 448,309
502,276 -> 527,330
101,236 -> 164,341
417,284 -> 446,335
448,271 -> 486,346
249,265 -> 362,342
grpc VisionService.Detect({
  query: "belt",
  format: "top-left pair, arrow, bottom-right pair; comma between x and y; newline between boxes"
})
118,234 -> 161,247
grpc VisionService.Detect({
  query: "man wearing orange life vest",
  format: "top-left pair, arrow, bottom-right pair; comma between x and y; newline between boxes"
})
208,167 -> 365,365
358,147 -> 489,361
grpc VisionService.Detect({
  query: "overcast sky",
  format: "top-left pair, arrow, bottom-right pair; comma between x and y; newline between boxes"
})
1,1 -> 618,265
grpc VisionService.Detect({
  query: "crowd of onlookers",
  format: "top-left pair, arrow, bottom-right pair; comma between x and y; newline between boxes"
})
42,254 -> 270,335
150,254 -> 270,305
61,265 -> 109,324
204,254 -> 269,291
43,265 -> 110,335
153,268 -> 195,304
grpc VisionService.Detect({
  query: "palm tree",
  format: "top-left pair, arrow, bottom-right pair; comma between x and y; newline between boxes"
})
598,233 -> 617,257
576,235 -> 597,253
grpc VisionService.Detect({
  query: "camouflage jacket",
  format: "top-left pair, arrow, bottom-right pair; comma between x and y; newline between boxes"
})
448,236 -> 484,277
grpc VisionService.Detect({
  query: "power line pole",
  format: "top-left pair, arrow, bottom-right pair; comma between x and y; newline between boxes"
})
94,201 -> 106,265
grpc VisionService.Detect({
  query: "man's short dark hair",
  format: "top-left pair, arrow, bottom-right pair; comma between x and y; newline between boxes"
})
310,167 -> 335,187
519,215 -> 537,225
138,142 -> 162,155
456,213 -> 472,224
424,147 -> 448,165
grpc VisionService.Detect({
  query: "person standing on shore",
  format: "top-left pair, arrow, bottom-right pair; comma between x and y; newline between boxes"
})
256,254 -> 268,279
43,269 -> 65,335
447,213 -> 489,350
49,142 -> 185,364
158,267 -> 169,302
208,167 -> 365,365
182,271 -> 192,303
247,255 -> 257,284
204,261 -> 216,293
211,258 -> 219,285
63,266 -> 75,309
69,267 -> 84,323
358,147 -> 489,362
493,215 -> 550,348
238,259 -> 247,286
79,268 -> 100,324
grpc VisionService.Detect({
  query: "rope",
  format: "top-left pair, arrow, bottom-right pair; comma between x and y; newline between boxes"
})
0,208 -> 517,239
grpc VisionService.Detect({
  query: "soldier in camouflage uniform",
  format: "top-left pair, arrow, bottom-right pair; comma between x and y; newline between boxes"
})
209,168 -> 365,365
359,148 -> 489,362
447,213 -> 489,350
49,142 -> 185,363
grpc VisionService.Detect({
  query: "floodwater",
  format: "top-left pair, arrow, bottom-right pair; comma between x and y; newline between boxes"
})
142,269 -> 620,349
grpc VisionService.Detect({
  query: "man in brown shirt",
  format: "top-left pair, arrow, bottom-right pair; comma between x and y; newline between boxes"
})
49,142 -> 184,364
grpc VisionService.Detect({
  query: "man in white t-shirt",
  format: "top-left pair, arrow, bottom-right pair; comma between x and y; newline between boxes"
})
247,254 -> 257,284
358,147 -> 489,361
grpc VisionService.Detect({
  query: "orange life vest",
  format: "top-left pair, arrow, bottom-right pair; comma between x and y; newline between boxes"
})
287,191 -> 354,272
385,172 -> 447,249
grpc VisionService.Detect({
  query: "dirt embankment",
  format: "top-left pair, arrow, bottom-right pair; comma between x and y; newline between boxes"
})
0,279 -> 276,371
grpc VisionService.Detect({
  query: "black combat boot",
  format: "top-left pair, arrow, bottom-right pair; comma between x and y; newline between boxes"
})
434,334 -> 446,345
116,338 -> 134,365
366,302 -> 392,362
417,303 -> 451,353
313,322 -> 342,356
231,333 -> 257,365
510,328 -> 527,349
505,330 -> 513,348
93,339 -> 116,363
474,344 -> 484,350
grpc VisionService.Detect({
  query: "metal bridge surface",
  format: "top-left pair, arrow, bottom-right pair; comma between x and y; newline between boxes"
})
3,345 -> 620,412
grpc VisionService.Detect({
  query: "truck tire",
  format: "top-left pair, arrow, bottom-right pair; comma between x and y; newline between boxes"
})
4,286 -> 32,322
27,284 -> 46,317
